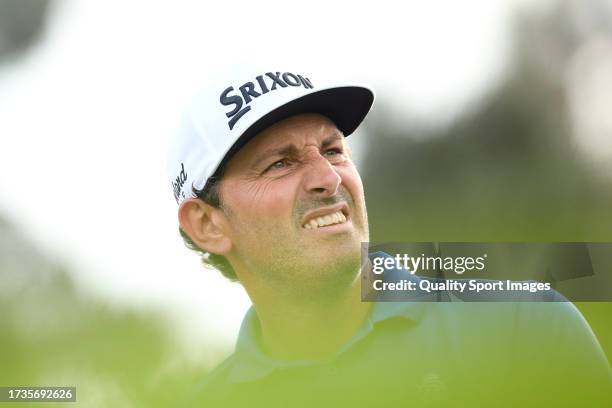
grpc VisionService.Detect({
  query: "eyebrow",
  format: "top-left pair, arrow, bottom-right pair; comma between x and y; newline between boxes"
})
251,133 -> 344,169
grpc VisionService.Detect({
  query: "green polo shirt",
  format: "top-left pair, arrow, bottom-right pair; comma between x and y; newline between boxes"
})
190,298 -> 610,407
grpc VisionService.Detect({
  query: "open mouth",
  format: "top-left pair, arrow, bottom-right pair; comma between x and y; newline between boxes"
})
303,210 -> 348,229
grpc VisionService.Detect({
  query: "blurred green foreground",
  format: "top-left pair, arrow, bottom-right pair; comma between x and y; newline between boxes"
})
1,0 -> 611,406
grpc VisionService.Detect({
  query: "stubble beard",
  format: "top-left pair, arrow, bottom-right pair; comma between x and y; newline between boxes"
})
261,195 -> 368,302
226,187 -> 369,302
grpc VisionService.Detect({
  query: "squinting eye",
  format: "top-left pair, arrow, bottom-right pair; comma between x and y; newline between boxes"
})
265,159 -> 289,173
324,148 -> 344,158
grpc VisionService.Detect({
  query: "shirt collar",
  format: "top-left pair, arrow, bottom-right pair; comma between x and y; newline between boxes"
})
225,251 -> 430,383
227,300 -> 426,384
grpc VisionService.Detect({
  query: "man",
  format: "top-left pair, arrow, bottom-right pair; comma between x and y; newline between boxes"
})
168,67 -> 610,407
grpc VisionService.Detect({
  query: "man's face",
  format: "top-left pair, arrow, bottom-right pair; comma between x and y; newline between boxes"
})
219,113 -> 369,296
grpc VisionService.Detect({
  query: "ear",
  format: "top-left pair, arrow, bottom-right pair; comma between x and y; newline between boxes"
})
178,198 -> 232,256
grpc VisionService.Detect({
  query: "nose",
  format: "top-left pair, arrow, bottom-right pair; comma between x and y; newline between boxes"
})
302,152 -> 342,197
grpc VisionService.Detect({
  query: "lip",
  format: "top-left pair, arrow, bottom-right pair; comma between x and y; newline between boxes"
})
301,202 -> 349,227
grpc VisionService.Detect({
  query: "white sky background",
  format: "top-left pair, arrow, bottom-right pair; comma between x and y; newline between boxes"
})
0,0 -> 536,352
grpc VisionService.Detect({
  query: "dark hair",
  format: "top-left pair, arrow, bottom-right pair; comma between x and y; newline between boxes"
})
178,165 -> 238,281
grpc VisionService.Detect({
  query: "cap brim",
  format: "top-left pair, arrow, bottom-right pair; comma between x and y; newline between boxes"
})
216,85 -> 374,173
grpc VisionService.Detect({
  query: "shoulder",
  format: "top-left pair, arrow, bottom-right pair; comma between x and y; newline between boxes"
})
184,353 -> 239,406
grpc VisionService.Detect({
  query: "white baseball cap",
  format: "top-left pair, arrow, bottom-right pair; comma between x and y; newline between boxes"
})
167,66 -> 375,205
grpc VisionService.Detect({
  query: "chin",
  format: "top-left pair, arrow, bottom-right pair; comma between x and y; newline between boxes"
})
312,233 -> 360,255
308,242 -> 362,281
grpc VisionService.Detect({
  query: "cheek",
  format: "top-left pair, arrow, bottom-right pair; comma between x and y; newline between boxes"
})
340,166 -> 365,199
225,179 -> 296,222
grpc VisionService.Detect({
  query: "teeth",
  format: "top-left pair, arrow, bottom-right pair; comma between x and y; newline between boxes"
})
303,211 -> 347,229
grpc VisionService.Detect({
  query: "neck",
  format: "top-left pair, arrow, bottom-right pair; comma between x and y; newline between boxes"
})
247,274 -> 371,361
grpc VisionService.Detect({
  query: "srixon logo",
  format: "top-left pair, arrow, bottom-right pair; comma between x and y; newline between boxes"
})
172,162 -> 188,203
220,72 -> 313,130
